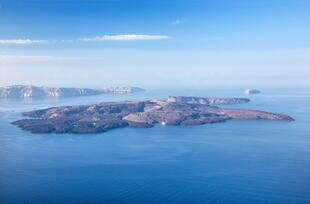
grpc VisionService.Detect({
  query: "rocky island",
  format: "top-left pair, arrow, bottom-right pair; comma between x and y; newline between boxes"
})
12,96 -> 293,134
244,89 -> 261,94
0,85 -> 144,99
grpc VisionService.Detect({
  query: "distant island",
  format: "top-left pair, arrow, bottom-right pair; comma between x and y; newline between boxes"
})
244,89 -> 261,94
0,85 -> 144,99
12,96 -> 293,134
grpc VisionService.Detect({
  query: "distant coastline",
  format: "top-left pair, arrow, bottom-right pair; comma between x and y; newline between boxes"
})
0,85 -> 144,99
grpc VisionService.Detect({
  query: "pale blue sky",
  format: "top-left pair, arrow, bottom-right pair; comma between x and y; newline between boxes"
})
0,0 -> 309,88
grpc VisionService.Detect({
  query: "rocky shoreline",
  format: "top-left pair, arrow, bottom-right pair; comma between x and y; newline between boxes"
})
12,96 -> 294,134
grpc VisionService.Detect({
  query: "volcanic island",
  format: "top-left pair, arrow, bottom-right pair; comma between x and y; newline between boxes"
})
12,96 -> 294,134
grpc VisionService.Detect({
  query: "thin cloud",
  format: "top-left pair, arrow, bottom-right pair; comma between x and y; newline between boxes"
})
0,55 -> 78,62
0,35 -> 169,44
172,20 -> 181,25
0,39 -> 47,45
0,34 -> 169,45
80,34 -> 169,42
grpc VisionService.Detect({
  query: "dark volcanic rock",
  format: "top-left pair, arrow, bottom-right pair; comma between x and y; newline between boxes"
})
12,96 -> 294,134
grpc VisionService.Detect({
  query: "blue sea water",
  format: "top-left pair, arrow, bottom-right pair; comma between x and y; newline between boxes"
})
0,87 -> 310,204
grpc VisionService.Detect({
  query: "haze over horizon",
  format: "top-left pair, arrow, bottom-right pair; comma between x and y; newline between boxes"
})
0,0 -> 309,88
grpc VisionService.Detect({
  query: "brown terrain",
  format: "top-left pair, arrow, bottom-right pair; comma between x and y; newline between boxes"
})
12,96 -> 294,134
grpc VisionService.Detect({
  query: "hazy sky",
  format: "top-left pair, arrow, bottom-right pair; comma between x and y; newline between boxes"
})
0,0 -> 309,88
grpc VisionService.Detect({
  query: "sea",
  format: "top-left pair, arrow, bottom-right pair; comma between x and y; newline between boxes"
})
0,86 -> 310,204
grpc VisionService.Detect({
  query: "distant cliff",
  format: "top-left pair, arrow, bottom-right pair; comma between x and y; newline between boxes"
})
0,85 -> 144,98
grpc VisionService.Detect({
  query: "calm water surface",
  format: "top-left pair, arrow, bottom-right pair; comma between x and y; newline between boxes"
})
0,87 -> 310,203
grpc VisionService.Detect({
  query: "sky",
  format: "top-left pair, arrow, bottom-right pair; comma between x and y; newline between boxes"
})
0,0 -> 309,88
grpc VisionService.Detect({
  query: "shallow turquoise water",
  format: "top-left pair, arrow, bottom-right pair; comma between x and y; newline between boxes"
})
1,87 -> 310,203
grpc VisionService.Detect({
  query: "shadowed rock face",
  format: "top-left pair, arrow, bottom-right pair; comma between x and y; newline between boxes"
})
12,96 -> 294,134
